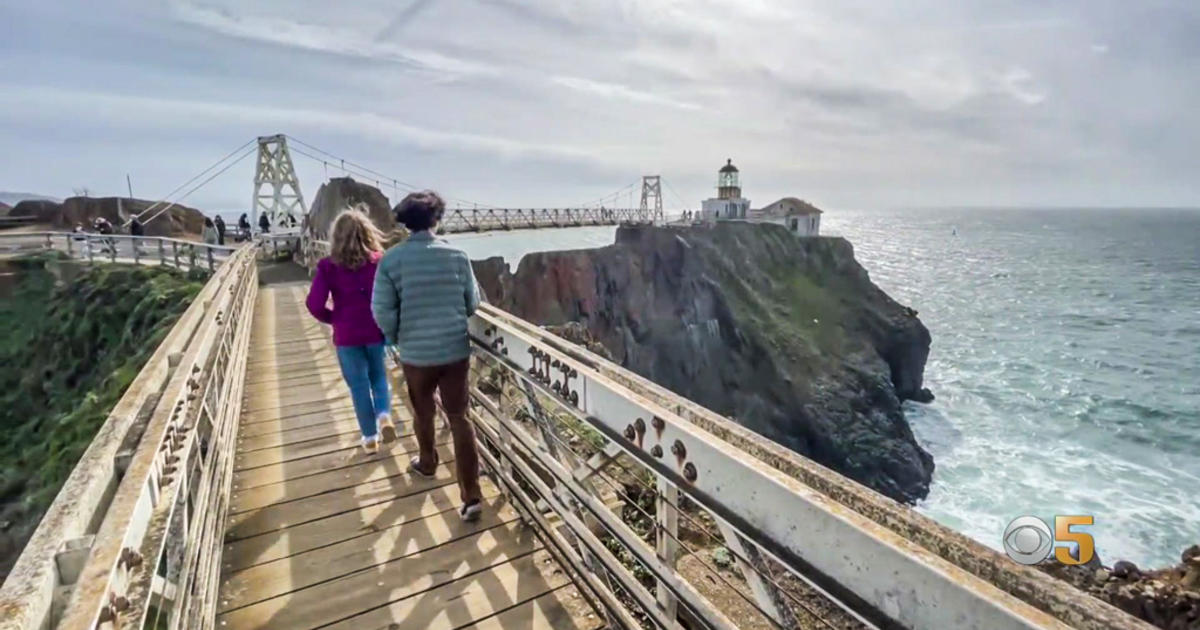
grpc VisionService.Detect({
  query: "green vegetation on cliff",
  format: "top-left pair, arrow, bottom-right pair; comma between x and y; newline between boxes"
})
0,254 -> 206,577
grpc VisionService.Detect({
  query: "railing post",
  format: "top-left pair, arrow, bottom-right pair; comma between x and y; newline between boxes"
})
172,241 -> 179,267
44,233 -> 51,249
109,237 -> 117,263
206,246 -> 214,271
87,236 -> 95,263
158,239 -> 166,266
132,237 -> 140,264
66,234 -> 74,257
188,244 -> 196,270
656,476 -> 680,621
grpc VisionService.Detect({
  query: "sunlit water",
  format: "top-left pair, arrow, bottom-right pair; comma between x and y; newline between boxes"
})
445,210 -> 1200,568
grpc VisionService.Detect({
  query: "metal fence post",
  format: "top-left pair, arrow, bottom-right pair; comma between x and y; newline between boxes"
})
133,237 -> 140,264
158,239 -> 166,266
656,476 -> 680,621
188,244 -> 197,270
87,236 -> 95,263
206,247 -> 214,271
66,234 -> 74,257
44,233 -> 51,249
173,241 -> 179,267
109,238 -> 117,263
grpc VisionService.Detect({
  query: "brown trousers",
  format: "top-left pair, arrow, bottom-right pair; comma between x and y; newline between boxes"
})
401,358 -> 480,504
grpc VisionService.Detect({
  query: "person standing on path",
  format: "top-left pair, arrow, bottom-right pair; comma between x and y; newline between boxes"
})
214,215 -> 226,245
258,212 -> 270,234
202,217 -> 218,245
306,209 -> 396,453
371,190 -> 483,522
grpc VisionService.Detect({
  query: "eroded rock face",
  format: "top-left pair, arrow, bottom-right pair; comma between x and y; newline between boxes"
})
307,177 -> 395,239
10,197 -> 205,237
472,222 -> 935,503
1039,545 -> 1200,630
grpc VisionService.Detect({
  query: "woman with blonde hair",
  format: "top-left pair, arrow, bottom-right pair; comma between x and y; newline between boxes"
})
306,208 -> 396,453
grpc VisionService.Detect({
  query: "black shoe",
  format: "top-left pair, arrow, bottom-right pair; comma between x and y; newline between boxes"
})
459,500 -> 482,522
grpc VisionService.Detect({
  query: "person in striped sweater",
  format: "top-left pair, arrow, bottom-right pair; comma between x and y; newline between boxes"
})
371,191 -> 484,522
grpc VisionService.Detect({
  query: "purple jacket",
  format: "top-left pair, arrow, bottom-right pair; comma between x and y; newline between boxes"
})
306,252 -> 385,347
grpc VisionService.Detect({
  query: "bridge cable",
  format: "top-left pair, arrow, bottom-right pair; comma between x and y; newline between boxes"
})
481,376 -> 856,630
122,138 -> 256,227
288,142 -> 492,210
574,180 -> 639,209
663,179 -> 690,211
137,145 -> 258,228
285,135 -> 503,210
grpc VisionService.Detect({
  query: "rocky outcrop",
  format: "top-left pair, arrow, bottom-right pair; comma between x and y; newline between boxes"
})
0,202 -> 11,216
1039,545 -> 1200,629
307,177 -> 396,239
9,196 -> 205,237
472,222 -> 935,503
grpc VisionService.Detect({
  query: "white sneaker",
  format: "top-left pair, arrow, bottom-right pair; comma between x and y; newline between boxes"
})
361,436 -> 379,455
378,413 -> 397,444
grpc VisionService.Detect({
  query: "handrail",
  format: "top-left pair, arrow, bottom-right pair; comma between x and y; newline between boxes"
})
0,232 -> 241,272
438,206 -> 647,233
0,246 -> 257,630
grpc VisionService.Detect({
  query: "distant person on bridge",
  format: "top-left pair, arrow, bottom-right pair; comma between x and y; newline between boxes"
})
237,213 -> 251,241
372,190 -> 484,522
214,215 -> 226,245
306,209 -> 394,454
258,212 -> 270,234
202,217 -> 218,245
129,216 -> 144,237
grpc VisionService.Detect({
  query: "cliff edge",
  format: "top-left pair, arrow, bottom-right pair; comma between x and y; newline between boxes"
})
473,221 -> 935,503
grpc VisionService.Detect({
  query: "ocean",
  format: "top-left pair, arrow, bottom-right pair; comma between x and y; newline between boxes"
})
446,208 -> 1200,569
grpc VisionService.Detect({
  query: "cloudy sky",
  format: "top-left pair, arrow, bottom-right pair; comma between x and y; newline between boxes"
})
1,0 -> 1197,211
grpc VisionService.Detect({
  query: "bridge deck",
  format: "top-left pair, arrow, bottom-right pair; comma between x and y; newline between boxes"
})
217,283 -> 600,630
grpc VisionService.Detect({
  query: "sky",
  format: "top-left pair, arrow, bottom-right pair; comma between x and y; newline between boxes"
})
0,0 -> 1197,211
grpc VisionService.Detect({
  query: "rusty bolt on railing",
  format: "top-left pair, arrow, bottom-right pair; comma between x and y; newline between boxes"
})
97,604 -> 116,624
651,445 -> 663,458
110,594 -> 130,613
623,424 -> 636,441
671,440 -> 687,459
683,462 -> 698,482
119,548 -> 143,570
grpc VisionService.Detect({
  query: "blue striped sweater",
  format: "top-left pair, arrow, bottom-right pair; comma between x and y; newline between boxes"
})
371,231 -> 481,366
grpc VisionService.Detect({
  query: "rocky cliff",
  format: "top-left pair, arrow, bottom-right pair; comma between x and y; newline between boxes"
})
9,196 -> 205,237
473,222 -> 935,503
307,177 -> 396,239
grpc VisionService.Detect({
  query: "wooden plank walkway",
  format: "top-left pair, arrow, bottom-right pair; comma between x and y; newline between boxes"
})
218,282 -> 601,630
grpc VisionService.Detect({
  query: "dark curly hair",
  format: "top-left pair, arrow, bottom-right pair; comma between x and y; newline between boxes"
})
394,190 -> 446,232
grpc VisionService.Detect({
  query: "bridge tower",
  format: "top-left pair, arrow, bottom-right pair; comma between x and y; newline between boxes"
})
639,175 -> 664,224
251,134 -> 307,229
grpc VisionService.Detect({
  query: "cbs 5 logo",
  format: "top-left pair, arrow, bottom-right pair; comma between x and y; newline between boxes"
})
1003,515 -> 1095,565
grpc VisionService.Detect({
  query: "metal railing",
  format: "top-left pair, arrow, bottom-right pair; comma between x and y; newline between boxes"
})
0,232 -> 239,272
439,207 -> 648,233
0,245 -> 258,630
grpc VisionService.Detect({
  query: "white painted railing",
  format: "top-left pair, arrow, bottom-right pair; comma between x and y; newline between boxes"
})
0,232 -> 239,271
0,246 -> 258,630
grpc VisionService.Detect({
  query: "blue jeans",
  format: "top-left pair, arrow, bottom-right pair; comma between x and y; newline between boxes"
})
335,344 -> 391,439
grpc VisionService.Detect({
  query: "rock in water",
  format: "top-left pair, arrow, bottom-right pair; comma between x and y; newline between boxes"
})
307,177 -> 396,239
472,222 -> 935,503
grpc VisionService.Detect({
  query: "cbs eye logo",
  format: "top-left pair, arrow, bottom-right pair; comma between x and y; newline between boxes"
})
1002,515 -> 1095,565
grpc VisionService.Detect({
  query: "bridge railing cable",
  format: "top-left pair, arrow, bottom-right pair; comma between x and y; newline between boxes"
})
121,139 -> 256,228
284,135 -> 503,210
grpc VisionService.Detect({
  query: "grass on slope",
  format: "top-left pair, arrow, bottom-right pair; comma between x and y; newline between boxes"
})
0,253 -> 206,577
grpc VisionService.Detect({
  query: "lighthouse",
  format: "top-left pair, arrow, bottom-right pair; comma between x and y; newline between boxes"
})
700,159 -> 751,222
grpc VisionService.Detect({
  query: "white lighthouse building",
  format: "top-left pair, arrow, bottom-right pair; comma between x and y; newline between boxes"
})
700,159 -> 750,222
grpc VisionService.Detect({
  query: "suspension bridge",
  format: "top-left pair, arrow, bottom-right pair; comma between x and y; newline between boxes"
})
104,134 -> 676,238
0,136 -> 1157,630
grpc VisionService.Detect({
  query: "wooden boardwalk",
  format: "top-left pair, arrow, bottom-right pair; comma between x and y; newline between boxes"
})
217,282 -> 601,630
